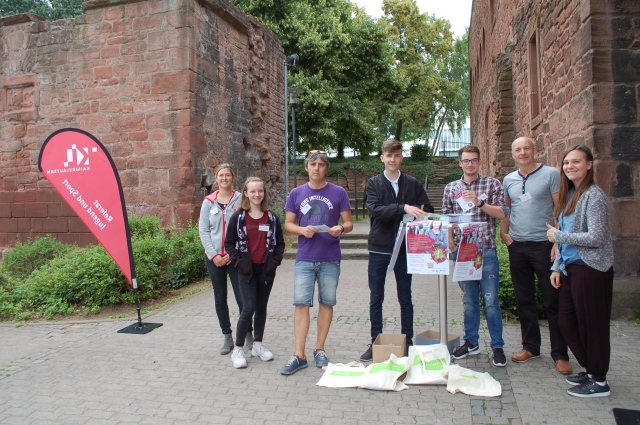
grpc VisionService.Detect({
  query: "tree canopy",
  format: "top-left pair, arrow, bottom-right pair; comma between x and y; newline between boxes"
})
2,0 -> 470,157
233,0 -> 403,156
0,0 -> 83,20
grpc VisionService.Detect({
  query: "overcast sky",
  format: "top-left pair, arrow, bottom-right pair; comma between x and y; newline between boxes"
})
350,0 -> 472,38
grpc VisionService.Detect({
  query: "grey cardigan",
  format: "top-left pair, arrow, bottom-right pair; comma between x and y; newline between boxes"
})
551,184 -> 614,273
198,190 -> 242,260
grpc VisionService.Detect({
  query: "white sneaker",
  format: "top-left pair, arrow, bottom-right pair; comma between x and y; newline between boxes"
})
231,348 -> 247,368
251,342 -> 274,361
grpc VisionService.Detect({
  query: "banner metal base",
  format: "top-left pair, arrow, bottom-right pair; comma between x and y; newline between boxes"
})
117,322 -> 163,334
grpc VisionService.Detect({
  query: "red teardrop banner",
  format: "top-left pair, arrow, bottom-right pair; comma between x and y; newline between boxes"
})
38,129 -> 136,287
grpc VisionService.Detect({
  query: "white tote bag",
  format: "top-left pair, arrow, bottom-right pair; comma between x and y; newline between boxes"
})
446,364 -> 502,397
404,344 -> 450,385
360,354 -> 410,391
316,362 -> 367,388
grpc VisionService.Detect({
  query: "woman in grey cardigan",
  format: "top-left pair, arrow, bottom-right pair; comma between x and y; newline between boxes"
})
546,145 -> 614,398
199,164 -> 252,355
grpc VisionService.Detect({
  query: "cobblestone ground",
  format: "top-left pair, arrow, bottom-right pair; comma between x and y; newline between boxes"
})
1,256 -> 639,424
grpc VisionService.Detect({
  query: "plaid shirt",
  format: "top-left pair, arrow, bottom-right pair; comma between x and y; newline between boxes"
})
441,174 -> 506,249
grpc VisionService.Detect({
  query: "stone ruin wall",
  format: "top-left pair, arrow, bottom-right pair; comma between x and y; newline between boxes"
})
0,0 -> 285,248
470,0 -> 640,312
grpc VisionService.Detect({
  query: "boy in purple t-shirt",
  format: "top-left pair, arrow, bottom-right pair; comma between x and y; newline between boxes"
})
280,150 -> 353,375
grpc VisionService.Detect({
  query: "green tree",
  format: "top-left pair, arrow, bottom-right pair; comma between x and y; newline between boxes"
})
431,30 -> 470,153
378,0 -> 466,145
232,0 -> 402,157
0,0 -> 83,20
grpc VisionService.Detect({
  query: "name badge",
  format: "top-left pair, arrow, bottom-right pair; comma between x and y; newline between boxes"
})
259,224 -> 270,232
211,208 -> 219,215
520,192 -> 532,202
301,204 -> 311,215
478,193 -> 488,201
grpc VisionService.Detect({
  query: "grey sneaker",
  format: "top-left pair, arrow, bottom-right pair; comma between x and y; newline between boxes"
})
220,333 -> 233,355
452,341 -> 479,359
567,378 -> 610,398
313,349 -> 329,368
279,355 -> 308,375
360,344 -> 373,362
566,372 -> 590,387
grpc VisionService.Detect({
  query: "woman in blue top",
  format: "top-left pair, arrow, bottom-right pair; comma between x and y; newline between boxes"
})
546,145 -> 614,398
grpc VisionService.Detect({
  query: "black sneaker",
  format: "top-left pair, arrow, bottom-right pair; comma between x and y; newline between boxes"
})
491,348 -> 507,367
360,344 -> 373,362
451,341 -> 479,359
566,372 -> 590,387
567,378 -> 610,398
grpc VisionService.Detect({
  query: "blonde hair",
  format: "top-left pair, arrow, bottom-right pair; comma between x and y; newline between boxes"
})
213,163 -> 235,185
240,177 -> 269,212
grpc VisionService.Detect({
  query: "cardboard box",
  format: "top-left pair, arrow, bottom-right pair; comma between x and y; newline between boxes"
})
415,330 -> 460,355
372,334 -> 407,363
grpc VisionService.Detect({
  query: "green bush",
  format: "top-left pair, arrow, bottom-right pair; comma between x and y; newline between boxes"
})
2,236 -> 75,279
166,225 -> 207,288
128,215 -> 163,240
411,143 -> 433,161
0,217 -> 207,320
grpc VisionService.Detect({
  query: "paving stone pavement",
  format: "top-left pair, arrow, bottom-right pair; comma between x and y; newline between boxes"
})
1,221 -> 639,424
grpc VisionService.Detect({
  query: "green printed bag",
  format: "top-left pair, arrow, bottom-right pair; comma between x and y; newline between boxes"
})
446,364 -> 502,397
316,362 -> 367,388
404,344 -> 450,385
360,353 -> 410,391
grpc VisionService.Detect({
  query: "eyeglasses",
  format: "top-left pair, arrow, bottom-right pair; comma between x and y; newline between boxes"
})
461,158 -> 479,165
309,150 -> 326,155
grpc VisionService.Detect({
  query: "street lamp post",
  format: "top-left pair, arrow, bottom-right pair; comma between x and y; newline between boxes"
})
289,87 -> 299,189
284,54 -> 298,194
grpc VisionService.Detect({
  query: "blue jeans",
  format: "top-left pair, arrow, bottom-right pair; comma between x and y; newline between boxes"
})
456,249 -> 504,349
293,261 -> 340,307
368,251 -> 413,344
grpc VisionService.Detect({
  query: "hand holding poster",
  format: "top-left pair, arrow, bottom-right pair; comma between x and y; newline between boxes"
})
452,223 -> 487,281
405,220 -> 449,275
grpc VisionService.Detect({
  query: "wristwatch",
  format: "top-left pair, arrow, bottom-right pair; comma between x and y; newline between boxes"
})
477,200 -> 485,208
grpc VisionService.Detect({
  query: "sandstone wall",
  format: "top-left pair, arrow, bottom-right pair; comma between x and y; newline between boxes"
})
0,0 -> 285,247
469,0 -> 640,313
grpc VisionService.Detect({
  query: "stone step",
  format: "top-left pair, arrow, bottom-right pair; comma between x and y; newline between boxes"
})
284,248 -> 369,260
291,238 -> 368,250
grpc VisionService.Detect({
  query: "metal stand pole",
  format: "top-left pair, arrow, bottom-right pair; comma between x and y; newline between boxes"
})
438,274 -> 448,346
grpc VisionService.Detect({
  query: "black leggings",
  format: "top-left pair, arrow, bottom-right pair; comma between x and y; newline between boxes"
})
235,263 -> 273,346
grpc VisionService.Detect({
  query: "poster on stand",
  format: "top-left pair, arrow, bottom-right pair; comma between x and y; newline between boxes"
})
405,220 -> 449,275
452,223 -> 486,281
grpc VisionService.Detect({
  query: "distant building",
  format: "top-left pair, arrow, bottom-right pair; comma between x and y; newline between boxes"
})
469,0 -> 639,315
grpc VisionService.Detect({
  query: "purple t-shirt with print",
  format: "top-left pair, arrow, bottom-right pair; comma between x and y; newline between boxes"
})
285,182 -> 351,262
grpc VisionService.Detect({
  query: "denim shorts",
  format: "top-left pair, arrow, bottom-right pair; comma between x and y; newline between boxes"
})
293,260 -> 340,307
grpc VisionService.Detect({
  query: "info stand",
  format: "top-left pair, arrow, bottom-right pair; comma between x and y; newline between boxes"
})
406,214 -> 481,352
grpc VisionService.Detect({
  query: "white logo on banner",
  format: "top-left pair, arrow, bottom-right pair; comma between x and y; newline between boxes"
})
64,144 -> 98,167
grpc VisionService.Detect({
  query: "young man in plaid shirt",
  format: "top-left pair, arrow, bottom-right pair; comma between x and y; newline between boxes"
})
442,145 -> 510,367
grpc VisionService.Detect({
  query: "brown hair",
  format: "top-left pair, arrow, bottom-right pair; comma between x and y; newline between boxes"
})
553,145 -> 595,219
382,138 -> 402,153
213,163 -> 235,185
304,150 -> 330,169
458,145 -> 480,159
240,177 -> 269,212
